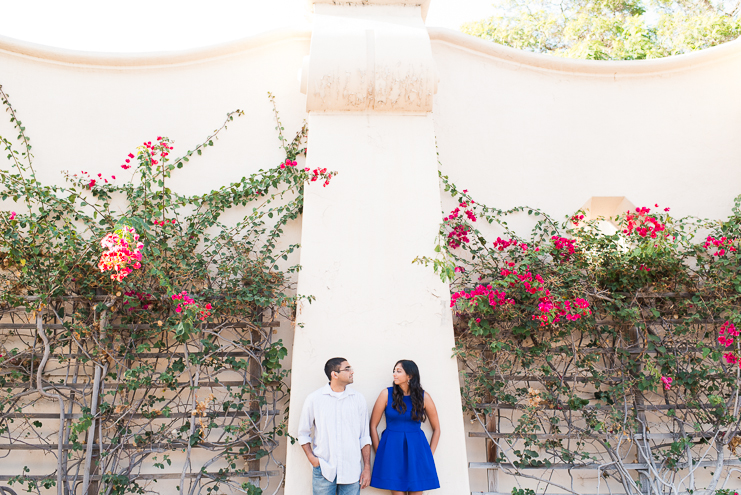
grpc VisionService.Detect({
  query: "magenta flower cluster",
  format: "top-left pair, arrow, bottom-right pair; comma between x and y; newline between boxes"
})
450,284 -> 513,310
171,291 -> 212,321
551,236 -> 576,261
448,225 -> 471,249
154,219 -> 177,227
451,263 -> 591,329
305,167 -> 332,187
123,291 -> 153,311
98,226 -> 144,282
719,321 -> 739,349
121,137 -> 173,170
73,170 -> 116,189
704,235 -> 737,257
499,266 -> 591,326
493,237 -> 522,251
661,376 -> 672,390
623,206 -> 667,238
443,202 -> 478,249
444,201 -> 477,223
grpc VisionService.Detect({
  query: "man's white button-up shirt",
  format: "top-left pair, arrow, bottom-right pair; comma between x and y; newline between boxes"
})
297,384 -> 371,484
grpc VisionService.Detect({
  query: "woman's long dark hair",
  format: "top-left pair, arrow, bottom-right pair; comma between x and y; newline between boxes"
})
391,360 -> 427,423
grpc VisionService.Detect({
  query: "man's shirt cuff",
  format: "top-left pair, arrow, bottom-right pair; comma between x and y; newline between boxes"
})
298,435 -> 313,446
359,435 -> 372,448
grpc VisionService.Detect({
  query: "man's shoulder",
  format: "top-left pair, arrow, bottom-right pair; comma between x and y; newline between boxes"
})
306,385 -> 330,401
345,387 -> 369,406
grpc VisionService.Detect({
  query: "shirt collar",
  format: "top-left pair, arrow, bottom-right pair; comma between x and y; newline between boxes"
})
322,383 -> 357,396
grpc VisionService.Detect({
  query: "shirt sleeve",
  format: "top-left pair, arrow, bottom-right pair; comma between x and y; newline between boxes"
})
297,394 -> 314,446
358,396 -> 372,448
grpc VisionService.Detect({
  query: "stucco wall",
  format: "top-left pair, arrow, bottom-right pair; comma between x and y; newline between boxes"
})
430,29 -> 741,227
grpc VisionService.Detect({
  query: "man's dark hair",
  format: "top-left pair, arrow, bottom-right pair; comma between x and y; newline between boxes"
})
324,357 -> 347,380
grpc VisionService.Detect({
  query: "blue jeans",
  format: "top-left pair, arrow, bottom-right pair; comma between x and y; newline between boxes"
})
312,466 -> 360,495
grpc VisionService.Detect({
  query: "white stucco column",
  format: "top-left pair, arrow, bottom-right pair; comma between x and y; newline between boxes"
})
284,1 -> 470,494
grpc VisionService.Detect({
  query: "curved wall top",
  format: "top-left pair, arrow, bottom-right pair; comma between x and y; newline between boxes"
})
0,26 -> 312,68
427,27 -> 741,76
1,24 -> 740,73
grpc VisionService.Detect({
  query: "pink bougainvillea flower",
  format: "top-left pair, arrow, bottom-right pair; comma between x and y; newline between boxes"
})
447,225 -> 471,249
661,376 -> 672,390
170,290 -> 212,320
719,322 -> 739,350
493,237 -> 520,251
98,225 -> 144,282
9,211 -> 16,220
623,206 -> 667,238
551,236 -> 576,261
704,235 -> 737,257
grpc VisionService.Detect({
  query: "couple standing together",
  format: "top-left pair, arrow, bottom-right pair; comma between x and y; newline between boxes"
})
298,358 -> 441,495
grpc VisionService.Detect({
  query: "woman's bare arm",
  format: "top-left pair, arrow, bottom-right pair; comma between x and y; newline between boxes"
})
425,392 -> 441,455
369,389 -> 387,452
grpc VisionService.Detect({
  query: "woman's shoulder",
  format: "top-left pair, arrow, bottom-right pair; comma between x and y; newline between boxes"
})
377,387 -> 392,399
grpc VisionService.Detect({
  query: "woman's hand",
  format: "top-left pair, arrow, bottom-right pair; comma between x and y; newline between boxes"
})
369,389 -> 387,453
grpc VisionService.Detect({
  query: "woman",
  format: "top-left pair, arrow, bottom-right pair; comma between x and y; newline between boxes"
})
370,359 -> 440,494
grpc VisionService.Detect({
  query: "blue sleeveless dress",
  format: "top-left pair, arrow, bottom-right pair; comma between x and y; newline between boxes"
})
370,387 -> 440,491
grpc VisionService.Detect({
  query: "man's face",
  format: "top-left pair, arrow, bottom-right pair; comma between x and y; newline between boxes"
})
334,360 -> 354,385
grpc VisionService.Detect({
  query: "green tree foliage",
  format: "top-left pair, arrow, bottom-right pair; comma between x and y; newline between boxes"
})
461,0 -> 741,59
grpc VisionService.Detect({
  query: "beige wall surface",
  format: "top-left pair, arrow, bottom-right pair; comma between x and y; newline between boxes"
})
430,29 -> 741,231
0,30 -> 311,197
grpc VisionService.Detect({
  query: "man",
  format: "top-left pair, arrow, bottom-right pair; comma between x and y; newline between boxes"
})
297,357 -> 372,494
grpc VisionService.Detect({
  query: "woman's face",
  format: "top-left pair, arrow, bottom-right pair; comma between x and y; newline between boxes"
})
393,363 -> 410,385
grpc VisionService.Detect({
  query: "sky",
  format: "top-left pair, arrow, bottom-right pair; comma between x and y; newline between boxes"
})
0,0 -> 496,53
